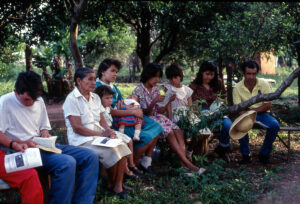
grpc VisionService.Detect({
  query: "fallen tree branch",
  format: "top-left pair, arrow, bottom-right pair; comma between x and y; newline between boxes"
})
211,67 -> 300,119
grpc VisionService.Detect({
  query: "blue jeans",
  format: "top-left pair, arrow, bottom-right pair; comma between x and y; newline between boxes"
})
39,144 -> 99,204
239,112 -> 279,157
213,117 -> 232,147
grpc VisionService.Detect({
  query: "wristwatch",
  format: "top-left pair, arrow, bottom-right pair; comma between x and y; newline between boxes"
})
9,141 -> 15,149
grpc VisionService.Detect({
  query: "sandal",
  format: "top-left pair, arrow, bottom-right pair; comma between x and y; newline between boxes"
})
124,171 -> 139,180
128,166 -> 143,175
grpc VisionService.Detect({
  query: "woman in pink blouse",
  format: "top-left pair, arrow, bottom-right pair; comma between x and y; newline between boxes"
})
133,63 -> 205,176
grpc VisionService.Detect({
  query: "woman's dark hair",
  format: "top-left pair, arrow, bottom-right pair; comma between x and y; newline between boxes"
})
192,60 -> 220,92
15,71 -> 43,100
74,67 -> 95,86
140,62 -> 163,83
165,63 -> 184,81
240,60 -> 260,73
94,85 -> 114,98
97,58 -> 122,79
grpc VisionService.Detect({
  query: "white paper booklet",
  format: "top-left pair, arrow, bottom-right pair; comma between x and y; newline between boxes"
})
4,148 -> 43,173
92,137 -> 123,148
157,89 -> 176,107
33,136 -> 62,154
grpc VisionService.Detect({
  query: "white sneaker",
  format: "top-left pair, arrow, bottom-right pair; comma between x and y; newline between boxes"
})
133,136 -> 140,141
185,168 -> 206,177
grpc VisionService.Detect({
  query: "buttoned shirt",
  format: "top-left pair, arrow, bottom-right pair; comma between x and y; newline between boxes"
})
63,87 -> 105,146
233,77 -> 271,109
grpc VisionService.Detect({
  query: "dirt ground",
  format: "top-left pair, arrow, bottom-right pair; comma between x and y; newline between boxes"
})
46,103 -> 300,204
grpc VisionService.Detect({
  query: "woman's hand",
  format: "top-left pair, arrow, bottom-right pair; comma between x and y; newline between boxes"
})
169,94 -> 176,103
130,109 -> 143,119
102,129 -> 117,139
157,106 -> 166,114
154,95 -> 165,103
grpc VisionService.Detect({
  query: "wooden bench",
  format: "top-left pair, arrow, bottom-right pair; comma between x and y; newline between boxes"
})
209,124 -> 300,161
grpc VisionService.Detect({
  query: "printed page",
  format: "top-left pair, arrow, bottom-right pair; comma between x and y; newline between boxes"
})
33,137 -> 53,148
33,136 -> 62,154
92,137 -> 123,148
4,148 -> 43,173
157,89 -> 176,107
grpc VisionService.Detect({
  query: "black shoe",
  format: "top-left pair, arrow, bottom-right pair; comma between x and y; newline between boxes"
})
116,190 -> 132,200
214,145 -> 231,162
139,164 -> 154,174
124,172 -> 139,180
239,155 -> 252,165
258,154 -> 270,164
128,166 -> 143,175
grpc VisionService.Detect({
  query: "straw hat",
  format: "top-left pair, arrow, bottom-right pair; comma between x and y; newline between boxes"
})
229,110 -> 257,140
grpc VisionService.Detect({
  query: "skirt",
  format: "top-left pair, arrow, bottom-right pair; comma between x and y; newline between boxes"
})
80,139 -> 131,168
114,116 -> 163,150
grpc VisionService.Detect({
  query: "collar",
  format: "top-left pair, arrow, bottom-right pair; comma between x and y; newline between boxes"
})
141,83 -> 151,95
241,78 -> 261,91
74,87 -> 94,99
98,78 -> 114,89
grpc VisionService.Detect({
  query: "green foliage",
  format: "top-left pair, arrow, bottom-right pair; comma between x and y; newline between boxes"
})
175,97 -> 227,140
80,23 -> 136,68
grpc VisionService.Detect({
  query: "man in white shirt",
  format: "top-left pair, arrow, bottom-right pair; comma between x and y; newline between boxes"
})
0,71 -> 99,204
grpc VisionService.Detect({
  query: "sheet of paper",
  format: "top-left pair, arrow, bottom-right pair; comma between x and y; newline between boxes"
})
4,148 -> 43,173
91,137 -> 123,148
157,89 -> 176,107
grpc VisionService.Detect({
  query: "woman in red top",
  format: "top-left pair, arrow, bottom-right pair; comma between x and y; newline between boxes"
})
189,61 -> 232,160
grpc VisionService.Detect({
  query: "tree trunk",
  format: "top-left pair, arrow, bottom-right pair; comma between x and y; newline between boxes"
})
190,62 -> 194,72
294,41 -> 300,106
25,44 -> 33,71
136,33 -> 151,69
218,54 -> 224,83
225,62 -> 233,106
69,0 -> 87,70
136,8 -> 152,69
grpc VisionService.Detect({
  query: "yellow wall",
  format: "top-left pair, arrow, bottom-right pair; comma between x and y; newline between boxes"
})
260,52 -> 275,74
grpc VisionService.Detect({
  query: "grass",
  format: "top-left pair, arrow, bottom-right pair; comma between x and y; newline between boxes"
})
0,125 -> 280,204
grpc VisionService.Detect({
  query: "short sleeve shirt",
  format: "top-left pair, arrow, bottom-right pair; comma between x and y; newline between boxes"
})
63,87 -> 105,146
95,78 -> 123,108
233,77 -> 271,109
132,83 -> 161,114
0,92 -> 51,141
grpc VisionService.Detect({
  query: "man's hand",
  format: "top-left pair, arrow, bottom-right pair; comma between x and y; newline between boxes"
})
12,142 -> 28,152
21,140 -> 38,148
40,130 -> 51,138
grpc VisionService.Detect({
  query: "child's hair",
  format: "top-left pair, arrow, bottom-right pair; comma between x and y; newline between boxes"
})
192,60 -> 220,92
94,85 -> 114,98
165,63 -> 184,81
140,62 -> 163,83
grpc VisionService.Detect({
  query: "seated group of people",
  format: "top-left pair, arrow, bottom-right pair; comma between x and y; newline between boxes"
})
0,58 -> 279,203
